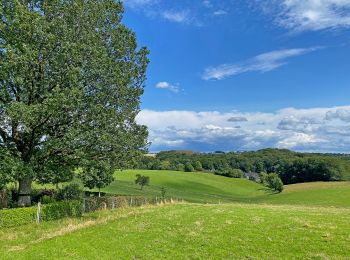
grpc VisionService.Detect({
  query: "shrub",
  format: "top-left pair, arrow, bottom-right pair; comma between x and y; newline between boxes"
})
177,163 -> 185,172
42,195 -> 56,204
194,161 -> 203,171
56,183 -> 83,201
215,168 -> 243,178
41,200 -> 83,221
0,206 -> 36,228
261,172 -> 284,193
184,162 -> 194,172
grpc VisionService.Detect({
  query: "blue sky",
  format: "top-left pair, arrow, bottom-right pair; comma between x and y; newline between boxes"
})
122,0 -> 350,153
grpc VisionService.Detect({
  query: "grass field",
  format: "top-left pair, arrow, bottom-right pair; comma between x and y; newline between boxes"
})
103,169 -> 270,203
1,203 -> 350,259
102,170 -> 350,207
3,170 -> 350,259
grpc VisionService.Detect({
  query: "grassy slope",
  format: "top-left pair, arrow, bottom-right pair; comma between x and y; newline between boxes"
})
2,203 -> 350,259
259,181 -> 350,208
103,170 -> 350,207
103,169 -> 269,203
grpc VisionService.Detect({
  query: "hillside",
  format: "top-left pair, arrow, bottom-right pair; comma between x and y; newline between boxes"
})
2,203 -> 350,259
259,181 -> 350,208
103,170 -> 269,203
101,170 -> 350,207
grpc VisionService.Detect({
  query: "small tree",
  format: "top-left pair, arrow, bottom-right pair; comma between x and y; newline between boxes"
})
177,163 -> 185,172
261,172 -> 284,193
184,162 -> 194,172
194,161 -> 203,171
135,174 -> 150,190
79,165 -> 114,197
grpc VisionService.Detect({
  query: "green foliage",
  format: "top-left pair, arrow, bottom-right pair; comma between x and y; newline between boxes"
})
184,162 -> 194,172
261,173 -> 284,192
0,0 -> 149,205
0,206 -> 36,228
55,184 -> 83,202
136,149 -> 350,184
135,174 -> 150,190
194,161 -> 203,171
215,168 -> 243,178
160,187 -> 166,199
177,163 -> 185,172
41,195 -> 56,205
41,200 -> 83,221
79,164 -> 114,196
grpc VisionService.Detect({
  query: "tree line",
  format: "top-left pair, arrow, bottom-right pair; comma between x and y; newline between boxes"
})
136,149 -> 350,184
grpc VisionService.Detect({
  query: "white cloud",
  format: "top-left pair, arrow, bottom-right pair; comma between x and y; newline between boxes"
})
155,81 -> 180,93
161,10 -> 191,23
137,106 -> 350,152
213,10 -> 227,16
202,47 -> 321,80
202,0 -> 212,8
260,0 -> 350,32
123,0 -> 156,9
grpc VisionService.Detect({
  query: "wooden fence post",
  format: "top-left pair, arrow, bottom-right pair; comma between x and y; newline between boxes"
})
36,202 -> 41,224
82,198 -> 86,214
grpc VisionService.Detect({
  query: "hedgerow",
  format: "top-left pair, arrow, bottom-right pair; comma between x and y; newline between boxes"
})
0,207 -> 36,228
0,200 -> 83,228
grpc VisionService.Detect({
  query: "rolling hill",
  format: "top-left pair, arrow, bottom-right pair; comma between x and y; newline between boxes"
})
101,170 -> 350,207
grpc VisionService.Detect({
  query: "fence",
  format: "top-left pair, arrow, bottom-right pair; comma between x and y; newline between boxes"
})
82,196 -> 180,213
0,196 -> 182,228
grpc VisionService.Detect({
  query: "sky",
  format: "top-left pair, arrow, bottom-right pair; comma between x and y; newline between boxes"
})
122,0 -> 350,153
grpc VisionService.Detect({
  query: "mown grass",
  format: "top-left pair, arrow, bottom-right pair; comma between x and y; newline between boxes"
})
1,203 -> 350,259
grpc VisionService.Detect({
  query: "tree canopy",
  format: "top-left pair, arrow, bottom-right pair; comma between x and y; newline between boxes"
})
136,149 -> 350,184
0,0 -> 149,206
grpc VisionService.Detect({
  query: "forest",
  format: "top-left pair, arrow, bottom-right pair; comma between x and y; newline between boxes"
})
136,149 -> 350,184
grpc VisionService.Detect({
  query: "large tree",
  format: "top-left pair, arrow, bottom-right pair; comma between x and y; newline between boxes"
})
0,0 -> 149,206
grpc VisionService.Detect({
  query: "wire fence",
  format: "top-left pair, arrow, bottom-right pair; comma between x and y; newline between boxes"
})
82,196 -> 181,213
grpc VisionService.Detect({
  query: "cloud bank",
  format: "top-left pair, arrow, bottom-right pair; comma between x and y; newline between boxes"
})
137,106 -> 350,153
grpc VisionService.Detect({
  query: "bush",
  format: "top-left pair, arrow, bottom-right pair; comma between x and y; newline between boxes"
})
56,183 -> 83,201
215,168 -> 243,178
42,195 -> 56,204
0,200 -> 83,228
194,161 -> 203,171
41,200 -> 83,221
261,172 -> 284,193
0,206 -> 36,228
184,162 -> 194,172
177,163 -> 185,172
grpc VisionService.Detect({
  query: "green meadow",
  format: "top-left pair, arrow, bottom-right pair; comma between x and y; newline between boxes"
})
103,169 -> 350,207
1,203 -> 350,259
2,169 -> 350,259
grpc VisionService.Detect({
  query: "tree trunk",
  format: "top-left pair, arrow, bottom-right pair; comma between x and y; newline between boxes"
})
18,177 -> 32,207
